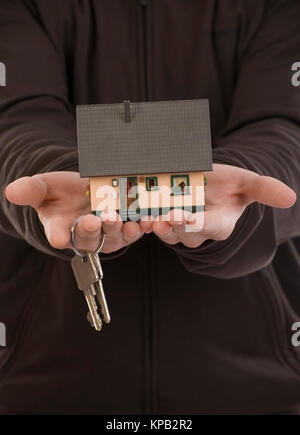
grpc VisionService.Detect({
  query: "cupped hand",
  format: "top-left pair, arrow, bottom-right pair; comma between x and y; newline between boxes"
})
140,164 -> 297,248
5,171 -> 142,254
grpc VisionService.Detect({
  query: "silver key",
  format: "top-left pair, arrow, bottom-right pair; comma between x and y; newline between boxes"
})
71,253 -> 110,331
92,254 -> 111,324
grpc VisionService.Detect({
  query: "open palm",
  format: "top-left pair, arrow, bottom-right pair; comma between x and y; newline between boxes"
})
5,172 -> 143,254
145,164 -> 297,248
6,165 -> 296,253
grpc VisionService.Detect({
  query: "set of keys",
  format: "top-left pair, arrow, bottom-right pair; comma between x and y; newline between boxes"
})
70,217 -> 110,331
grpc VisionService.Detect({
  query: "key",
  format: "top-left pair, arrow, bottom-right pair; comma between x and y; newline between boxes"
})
83,285 -> 102,331
71,253 -> 102,330
91,254 -> 111,324
71,253 -> 110,331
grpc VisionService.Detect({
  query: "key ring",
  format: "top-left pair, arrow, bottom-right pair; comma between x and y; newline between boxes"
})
70,215 -> 106,257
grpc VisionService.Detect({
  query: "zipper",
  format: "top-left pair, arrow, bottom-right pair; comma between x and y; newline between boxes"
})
140,0 -> 149,101
140,0 -> 155,414
143,236 -> 155,414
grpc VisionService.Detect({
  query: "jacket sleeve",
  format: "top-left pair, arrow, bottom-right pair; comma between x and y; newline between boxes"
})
166,0 -> 300,279
0,0 -> 125,261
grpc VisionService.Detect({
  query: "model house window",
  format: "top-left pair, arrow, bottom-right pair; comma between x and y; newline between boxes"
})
146,177 -> 158,191
171,175 -> 190,195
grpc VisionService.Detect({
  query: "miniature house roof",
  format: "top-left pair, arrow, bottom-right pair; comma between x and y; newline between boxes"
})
76,99 -> 213,177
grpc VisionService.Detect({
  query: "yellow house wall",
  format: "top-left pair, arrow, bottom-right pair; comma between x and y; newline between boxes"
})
90,172 -> 205,212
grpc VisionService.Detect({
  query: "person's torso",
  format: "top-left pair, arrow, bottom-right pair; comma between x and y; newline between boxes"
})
1,0 -> 300,414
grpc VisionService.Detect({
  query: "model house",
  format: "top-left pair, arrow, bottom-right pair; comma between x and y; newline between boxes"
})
76,99 -> 212,221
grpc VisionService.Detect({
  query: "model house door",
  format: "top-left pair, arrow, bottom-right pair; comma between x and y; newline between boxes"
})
127,178 -> 138,207
119,177 -> 139,219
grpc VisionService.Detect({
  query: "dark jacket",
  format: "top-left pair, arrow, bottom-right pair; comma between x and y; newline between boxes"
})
0,0 -> 300,415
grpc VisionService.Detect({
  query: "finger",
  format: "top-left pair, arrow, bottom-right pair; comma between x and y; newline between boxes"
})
139,216 -> 154,234
171,213 -> 204,242
152,219 -> 179,245
42,216 -> 73,250
167,210 -> 205,249
200,209 -> 236,241
243,175 -> 297,209
5,175 -> 48,209
34,171 -> 88,199
167,209 -> 197,234
122,221 -> 143,244
74,214 -> 103,252
101,210 -> 123,237
178,236 -> 207,249
184,212 -> 205,234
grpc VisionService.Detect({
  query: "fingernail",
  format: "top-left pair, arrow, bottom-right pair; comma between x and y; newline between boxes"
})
100,212 -> 108,221
107,209 -> 117,221
187,214 -> 196,223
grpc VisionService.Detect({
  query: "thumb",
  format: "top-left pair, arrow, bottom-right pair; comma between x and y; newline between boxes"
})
246,175 -> 297,209
5,175 -> 48,209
